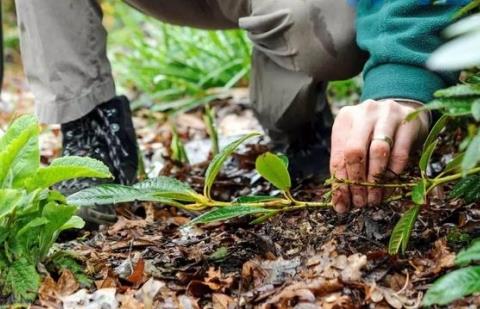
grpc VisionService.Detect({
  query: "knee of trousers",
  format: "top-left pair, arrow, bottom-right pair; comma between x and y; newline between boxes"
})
250,51 -> 330,142
240,0 -> 367,81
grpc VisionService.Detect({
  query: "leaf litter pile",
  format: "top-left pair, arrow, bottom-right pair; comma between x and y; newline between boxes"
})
1,93 -> 480,308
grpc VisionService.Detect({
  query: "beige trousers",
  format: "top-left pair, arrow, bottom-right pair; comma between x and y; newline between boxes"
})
15,0 -> 365,142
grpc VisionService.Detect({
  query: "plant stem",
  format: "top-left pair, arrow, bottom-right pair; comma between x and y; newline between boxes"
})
333,179 -> 417,189
205,198 -> 331,209
432,166 -> 480,186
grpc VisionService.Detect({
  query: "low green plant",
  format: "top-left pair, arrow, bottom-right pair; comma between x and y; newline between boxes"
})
68,132 -> 331,225
203,104 -> 220,157
423,239 -> 480,306
105,1 -> 251,112
0,115 -> 112,303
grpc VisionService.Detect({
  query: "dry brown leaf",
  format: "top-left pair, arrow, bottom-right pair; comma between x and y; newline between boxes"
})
96,268 -> 119,289
38,270 -> 80,308
57,269 -> 80,296
212,293 -> 235,309
38,276 -> 61,308
108,217 -> 147,235
262,278 -> 342,308
119,289 -> 144,309
127,259 -> 145,286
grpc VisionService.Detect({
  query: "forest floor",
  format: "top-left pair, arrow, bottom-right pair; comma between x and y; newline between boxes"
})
1,67 -> 480,309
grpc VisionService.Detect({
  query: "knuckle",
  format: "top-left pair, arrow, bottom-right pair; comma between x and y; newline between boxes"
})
370,141 -> 390,158
345,146 -> 366,163
391,151 -> 410,165
363,100 -> 379,112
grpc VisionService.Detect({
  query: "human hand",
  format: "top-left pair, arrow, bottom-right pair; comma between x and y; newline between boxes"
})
329,99 -> 430,213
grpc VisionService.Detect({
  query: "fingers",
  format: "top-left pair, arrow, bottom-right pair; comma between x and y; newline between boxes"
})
368,105 -> 399,206
388,118 -> 420,175
330,107 -> 352,213
344,104 -> 376,208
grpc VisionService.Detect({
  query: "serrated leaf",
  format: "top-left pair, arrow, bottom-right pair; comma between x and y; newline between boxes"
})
423,266 -> 480,306
424,115 -> 448,152
388,204 -> 421,255
204,133 -> 260,199
450,175 -> 480,202
4,258 -> 41,302
26,156 -> 113,190
456,239 -> 480,266
462,132 -> 480,171
0,115 -> 40,188
133,176 -> 202,202
412,181 -> 427,205
420,140 -> 438,175
451,174 -> 480,204
189,206 -> 273,225
67,184 -> 183,207
255,152 -> 292,191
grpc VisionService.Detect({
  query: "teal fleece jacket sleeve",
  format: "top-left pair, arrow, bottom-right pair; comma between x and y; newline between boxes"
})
356,1 -> 462,103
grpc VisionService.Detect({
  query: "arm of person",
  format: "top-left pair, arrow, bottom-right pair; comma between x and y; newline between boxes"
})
330,0 -> 462,213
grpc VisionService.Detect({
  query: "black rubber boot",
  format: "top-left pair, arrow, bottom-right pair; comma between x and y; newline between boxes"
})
56,96 -> 138,226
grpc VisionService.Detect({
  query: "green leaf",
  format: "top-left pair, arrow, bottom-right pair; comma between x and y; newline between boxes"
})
456,239 -> 480,266
67,184 -> 183,207
412,181 -> 427,205
0,115 -> 40,188
278,154 -> 289,168
25,156 -> 113,190
189,206 -> 273,225
426,99 -> 472,116
462,132 -> 480,172
424,115 -> 448,152
388,204 -> 421,255
203,104 -> 219,156
442,153 -> 465,175
15,217 -> 49,239
423,266 -> 480,306
234,196 -> 279,203
472,100 -> 480,121
4,258 -> 41,302
0,189 -> 24,220
203,133 -> 260,199
133,176 -> 203,202
435,84 -> 480,98
59,216 -> 85,232
170,126 -> 189,164
450,175 -> 480,203
48,253 -> 92,287
39,202 -> 78,258
419,140 -> 438,175
255,152 -> 292,191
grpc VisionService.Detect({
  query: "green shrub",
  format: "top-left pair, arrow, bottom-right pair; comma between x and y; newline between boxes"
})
0,115 -> 112,303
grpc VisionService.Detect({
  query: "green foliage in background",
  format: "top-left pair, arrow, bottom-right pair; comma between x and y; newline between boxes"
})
105,1 -> 251,112
0,115 -> 112,303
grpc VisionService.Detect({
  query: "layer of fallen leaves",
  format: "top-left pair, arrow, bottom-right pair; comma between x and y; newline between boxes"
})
3,68 -> 480,308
